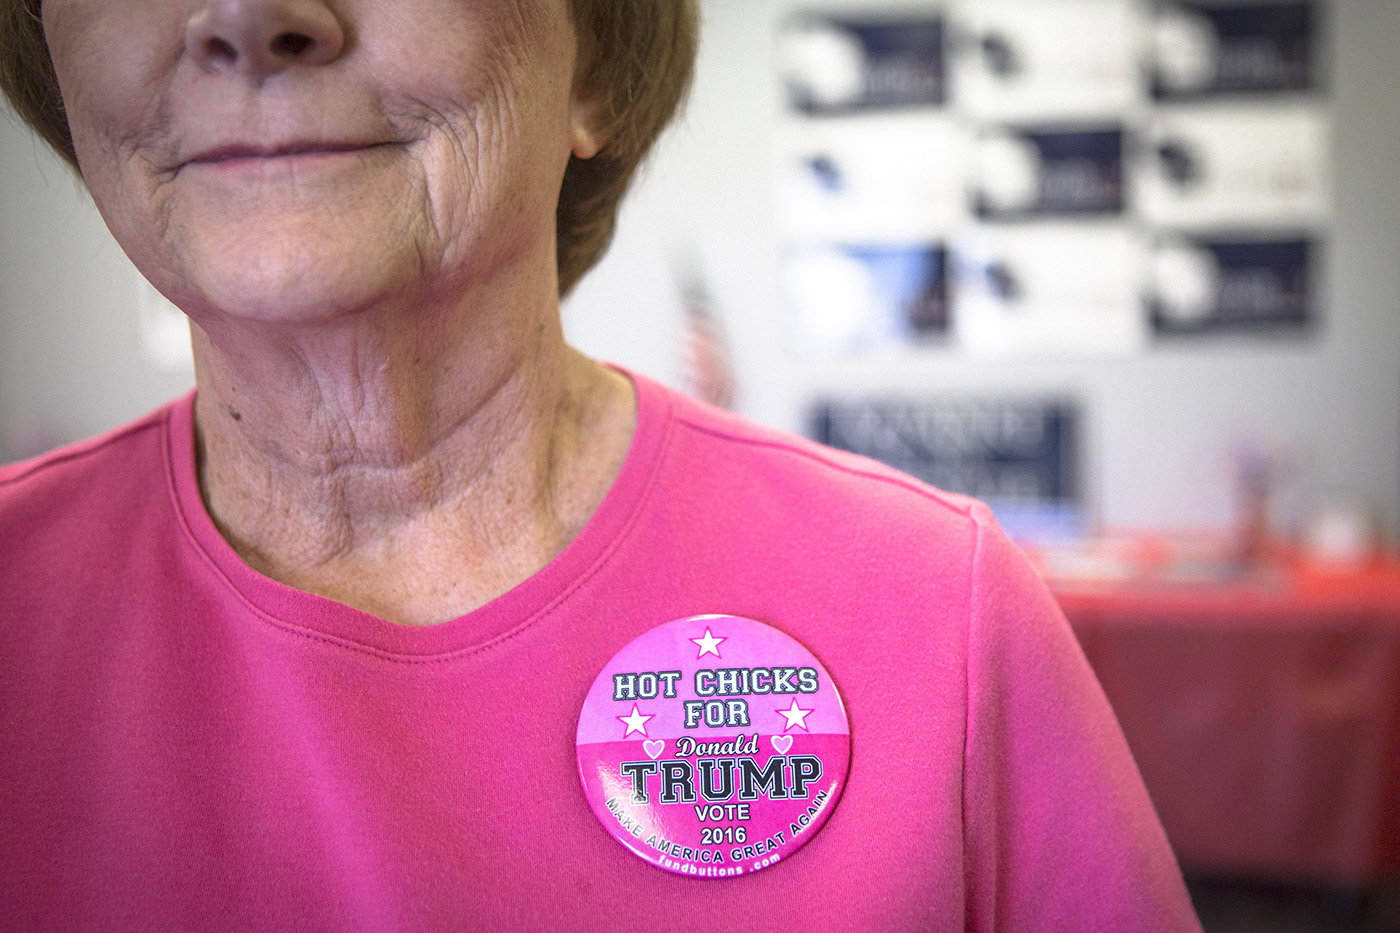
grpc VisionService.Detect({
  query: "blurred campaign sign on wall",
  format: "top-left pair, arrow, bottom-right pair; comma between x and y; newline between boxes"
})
776,9 -> 958,354
1136,104 -> 1330,228
1141,0 -> 1328,336
811,396 -> 1082,540
1150,0 -> 1322,100
1148,236 -> 1314,334
777,13 -> 948,114
972,126 -> 1126,219
955,223 -> 1147,357
783,244 -> 950,354
953,0 -> 1141,122
777,113 -> 970,244
776,0 -> 1328,356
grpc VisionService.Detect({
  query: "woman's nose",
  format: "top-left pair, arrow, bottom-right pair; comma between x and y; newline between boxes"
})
186,0 -> 345,77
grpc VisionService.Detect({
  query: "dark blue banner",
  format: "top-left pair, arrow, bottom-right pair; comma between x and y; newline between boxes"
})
810,398 -> 1078,505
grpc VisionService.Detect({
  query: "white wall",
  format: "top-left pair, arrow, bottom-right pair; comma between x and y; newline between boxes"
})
3,0 -> 1398,538
0,120 -> 194,457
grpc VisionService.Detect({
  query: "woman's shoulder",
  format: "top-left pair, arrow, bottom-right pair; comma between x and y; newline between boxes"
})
644,375 -> 989,539
0,398 -> 185,528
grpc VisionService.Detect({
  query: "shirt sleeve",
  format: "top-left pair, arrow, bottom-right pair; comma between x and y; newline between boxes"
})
961,505 -> 1203,932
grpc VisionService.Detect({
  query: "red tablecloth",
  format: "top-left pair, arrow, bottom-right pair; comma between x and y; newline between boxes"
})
1031,539 -> 1400,885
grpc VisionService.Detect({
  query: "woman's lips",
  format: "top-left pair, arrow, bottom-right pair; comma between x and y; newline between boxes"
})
180,141 -> 391,172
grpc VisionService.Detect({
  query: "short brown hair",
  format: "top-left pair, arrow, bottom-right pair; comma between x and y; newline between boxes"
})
0,0 -> 698,296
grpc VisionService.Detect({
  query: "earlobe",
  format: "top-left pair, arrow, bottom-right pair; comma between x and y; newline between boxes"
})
569,97 -> 608,159
571,127 -> 602,159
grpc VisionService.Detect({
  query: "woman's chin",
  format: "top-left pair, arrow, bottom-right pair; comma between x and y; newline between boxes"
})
168,236 -> 407,329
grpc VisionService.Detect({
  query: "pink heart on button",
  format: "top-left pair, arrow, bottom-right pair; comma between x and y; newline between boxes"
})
770,735 -> 793,754
643,739 -> 665,760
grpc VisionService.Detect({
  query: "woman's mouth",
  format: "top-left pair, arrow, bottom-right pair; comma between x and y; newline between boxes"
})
180,141 -> 392,173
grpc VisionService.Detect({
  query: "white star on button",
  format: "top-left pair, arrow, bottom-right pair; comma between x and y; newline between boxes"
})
776,698 -> 814,732
617,704 -> 654,738
691,627 -> 726,658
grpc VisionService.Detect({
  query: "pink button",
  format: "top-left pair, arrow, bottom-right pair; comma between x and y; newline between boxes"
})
577,614 -> 850,878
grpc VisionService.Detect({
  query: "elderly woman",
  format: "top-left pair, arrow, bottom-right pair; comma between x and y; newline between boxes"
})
0,0 -> 1199,929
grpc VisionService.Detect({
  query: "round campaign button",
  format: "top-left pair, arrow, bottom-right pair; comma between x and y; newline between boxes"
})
577,614 -> 849,878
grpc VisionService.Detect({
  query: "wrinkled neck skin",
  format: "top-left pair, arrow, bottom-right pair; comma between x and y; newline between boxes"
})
190,245 -> 635,627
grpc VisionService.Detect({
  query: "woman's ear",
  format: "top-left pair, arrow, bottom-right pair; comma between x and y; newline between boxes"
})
567,23 -> 610,160
569,91 -> 609,159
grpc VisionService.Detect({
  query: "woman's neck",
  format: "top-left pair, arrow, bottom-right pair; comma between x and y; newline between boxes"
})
189,274 -> 635,626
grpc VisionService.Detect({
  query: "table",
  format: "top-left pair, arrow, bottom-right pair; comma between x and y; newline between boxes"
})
1027,537 -> 1400,885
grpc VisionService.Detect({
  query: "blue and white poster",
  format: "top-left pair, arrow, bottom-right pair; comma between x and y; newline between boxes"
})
784,244 -> 950,353
955,223 -> 1146,357
1149,235 -> 1315,334
777,14 -> 947,115
777,113 -> 970,243
973,126 -> 1126,219
1136,103 -> 1330,228
953,0 -> 1140,121
1151,0 -> 1322,100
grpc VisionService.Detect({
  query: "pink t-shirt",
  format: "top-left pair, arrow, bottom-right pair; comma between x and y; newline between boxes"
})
0,373 -> 1200,931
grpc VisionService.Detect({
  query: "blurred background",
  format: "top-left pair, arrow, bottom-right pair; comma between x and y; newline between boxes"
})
3,0 -> 1398,929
